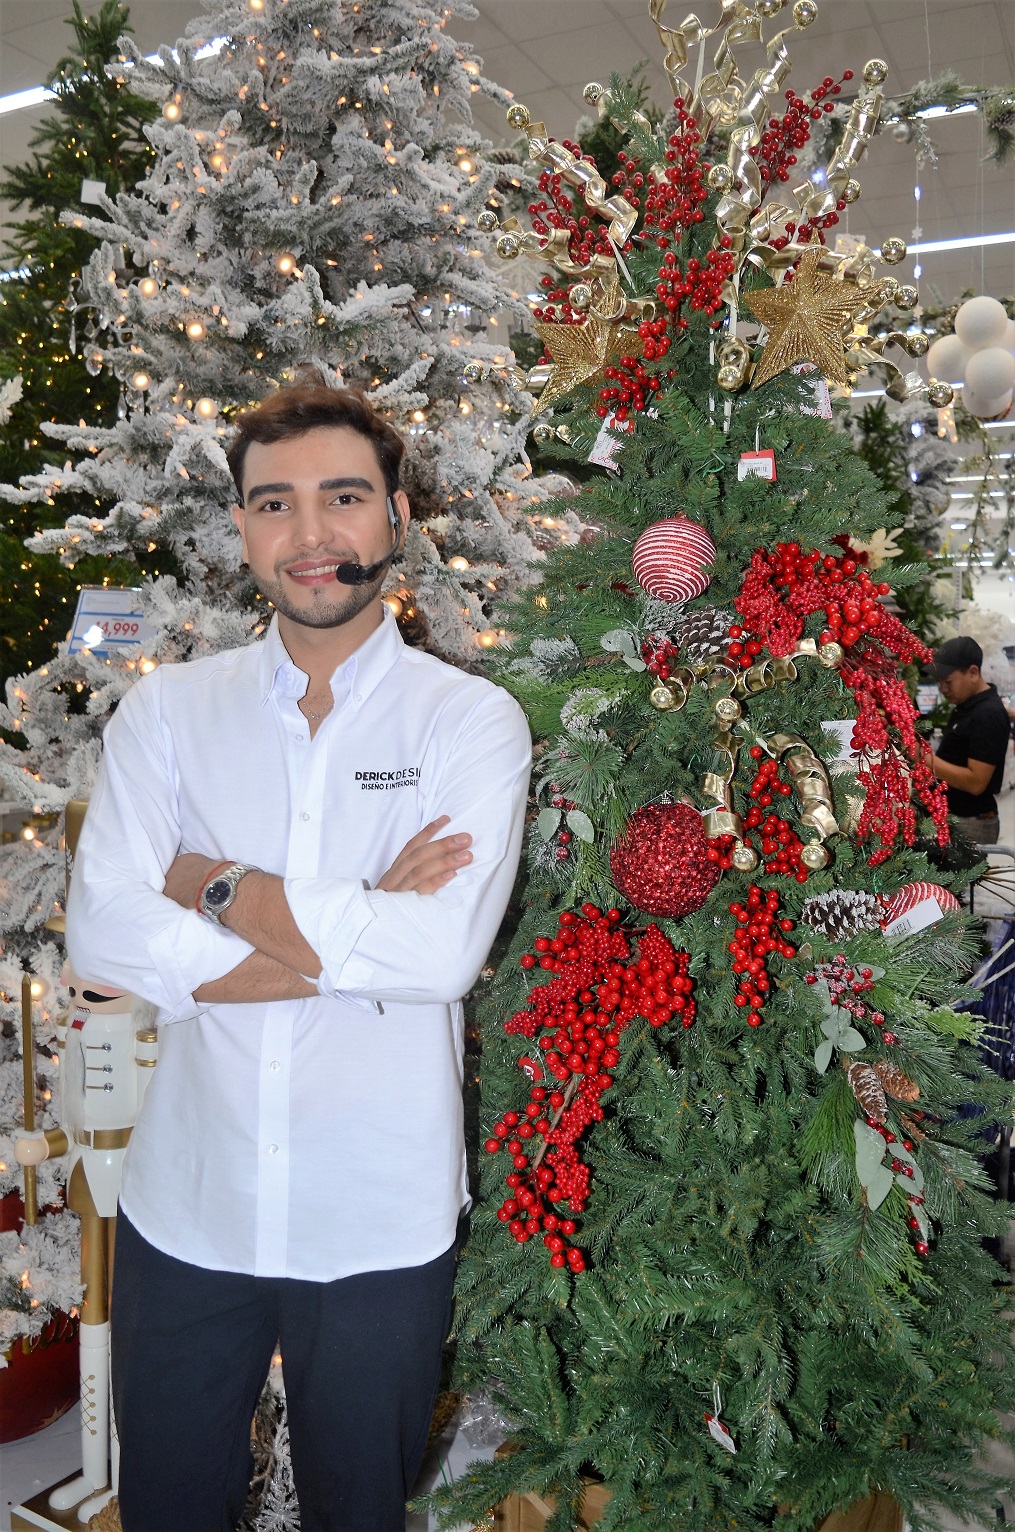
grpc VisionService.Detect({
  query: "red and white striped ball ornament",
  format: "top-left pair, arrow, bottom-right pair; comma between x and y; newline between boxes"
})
881,881 -> 960,926
631,516 -> 717,604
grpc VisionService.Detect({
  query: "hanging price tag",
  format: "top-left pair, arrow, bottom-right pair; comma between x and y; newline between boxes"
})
588,410 -> 633,470
67,586 -> 156,656
705,1413 -> 737,1453
738,449 -> 777,482
794,362 -> 832,419
883,897 -> 945,939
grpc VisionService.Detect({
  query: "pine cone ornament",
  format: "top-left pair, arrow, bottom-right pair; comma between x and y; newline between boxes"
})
873,1059 -> 920,1102
847,1061 -> 887,1124
672,606 -> 733,662
800,889 -> 883,941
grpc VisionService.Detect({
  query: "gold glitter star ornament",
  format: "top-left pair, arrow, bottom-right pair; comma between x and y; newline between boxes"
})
745,248 -> 871,390
531,278 -> 641,415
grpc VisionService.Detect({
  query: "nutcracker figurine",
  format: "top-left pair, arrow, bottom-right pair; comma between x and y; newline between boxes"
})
14,800 -> 158,1529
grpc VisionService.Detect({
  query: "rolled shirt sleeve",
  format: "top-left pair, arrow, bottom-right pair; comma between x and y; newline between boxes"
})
66,674 -> 255,1022
285,688 -> 531,1005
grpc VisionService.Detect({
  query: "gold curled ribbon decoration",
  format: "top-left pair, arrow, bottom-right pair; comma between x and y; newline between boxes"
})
792,84 -> 883,224
521,118 -> 638,256
713,11 -> 813,250
649,0 -> 742,120
767,732 -> 841,859
648,640 -> 845,713
845,314 -> 939,405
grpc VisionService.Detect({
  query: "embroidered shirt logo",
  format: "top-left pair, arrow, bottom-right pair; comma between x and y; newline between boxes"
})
354,767 -> 421,792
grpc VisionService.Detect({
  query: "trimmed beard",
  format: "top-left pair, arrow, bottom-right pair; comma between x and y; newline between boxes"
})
258,565 -> 383,629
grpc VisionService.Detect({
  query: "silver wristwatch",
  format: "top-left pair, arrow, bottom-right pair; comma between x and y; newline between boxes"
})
198,862 -> 258,923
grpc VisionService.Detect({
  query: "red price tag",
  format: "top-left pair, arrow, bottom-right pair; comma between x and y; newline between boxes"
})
738,449 -> 777,482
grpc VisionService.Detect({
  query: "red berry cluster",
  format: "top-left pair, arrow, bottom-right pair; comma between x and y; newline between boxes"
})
723,625 -> 766,670
640,99 -> 708,246
543,781 -> 580,864
529,142 -> 631,271
598,354 -> 663,421
514,902 -> 628,992
742,747 -> 811,880
728,886 -> 795,1026
864,1115 -> 929,1257
706,833 -> 742,871
654,243 -> 737,326
806,954 -> 896,1044
749,74 -> 853,249
641,634 -> 679,678
532,273 -> 589,326
731,541 -> 948,863
491,910 -> 695,1270
843,653 -> 949,863
735,543 -> 892,659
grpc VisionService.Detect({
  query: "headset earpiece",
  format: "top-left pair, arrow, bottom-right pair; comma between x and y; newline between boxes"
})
386,495 -> 400,544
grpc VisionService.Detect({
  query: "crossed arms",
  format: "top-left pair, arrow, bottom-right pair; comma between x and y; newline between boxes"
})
165,820 -> 473,1004
66,677 -> 531,1020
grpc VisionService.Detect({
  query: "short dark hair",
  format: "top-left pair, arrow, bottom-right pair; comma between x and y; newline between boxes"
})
226,384 -> 405,500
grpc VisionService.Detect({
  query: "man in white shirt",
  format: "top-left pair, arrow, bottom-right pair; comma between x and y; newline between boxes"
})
66,384 -> 532,1531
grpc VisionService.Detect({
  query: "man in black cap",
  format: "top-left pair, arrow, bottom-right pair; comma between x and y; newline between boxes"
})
928,636 -> 1011,844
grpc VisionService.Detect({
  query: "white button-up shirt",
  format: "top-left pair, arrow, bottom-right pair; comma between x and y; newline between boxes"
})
66,610 -> 531,1280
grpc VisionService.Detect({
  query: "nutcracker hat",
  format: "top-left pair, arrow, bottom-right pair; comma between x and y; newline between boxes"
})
931,636 -> 983,679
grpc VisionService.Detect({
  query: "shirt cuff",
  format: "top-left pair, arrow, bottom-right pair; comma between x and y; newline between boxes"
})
147,913 -> 255,1022
284,876 -> 376,1001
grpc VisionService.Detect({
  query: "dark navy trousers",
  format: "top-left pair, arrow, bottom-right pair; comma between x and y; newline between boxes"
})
111,1209 -> 458,1532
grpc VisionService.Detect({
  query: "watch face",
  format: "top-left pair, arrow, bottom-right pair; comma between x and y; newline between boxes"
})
205,878 -> 232,908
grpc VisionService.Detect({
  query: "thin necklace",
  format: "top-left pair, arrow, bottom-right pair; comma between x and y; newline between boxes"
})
301,698 -> 332,721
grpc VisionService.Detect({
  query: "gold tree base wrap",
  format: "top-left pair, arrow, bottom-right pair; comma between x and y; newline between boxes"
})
490,1478 -> 901,1532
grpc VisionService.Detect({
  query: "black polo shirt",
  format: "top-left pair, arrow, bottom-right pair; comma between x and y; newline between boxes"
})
937,683 -> 1010,817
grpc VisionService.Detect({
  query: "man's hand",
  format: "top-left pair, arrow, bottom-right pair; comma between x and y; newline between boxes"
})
376,816 -> 473,895
164,852 -> 222,910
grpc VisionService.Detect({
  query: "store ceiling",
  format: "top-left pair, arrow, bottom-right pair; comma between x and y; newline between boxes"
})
1,0 -> 1012,305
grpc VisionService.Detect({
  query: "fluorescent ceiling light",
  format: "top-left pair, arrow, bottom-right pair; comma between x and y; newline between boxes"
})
912,230 -> 1015,255
0,86 -> 50,116
914,103 -> 977,120
0,39 -> 224,116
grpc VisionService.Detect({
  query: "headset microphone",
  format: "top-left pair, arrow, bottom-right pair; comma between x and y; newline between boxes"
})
334,495 -> 401,586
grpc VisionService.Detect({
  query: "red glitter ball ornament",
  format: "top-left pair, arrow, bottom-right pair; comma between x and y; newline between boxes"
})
610,802 -> 720,918
631,516 -> 717,604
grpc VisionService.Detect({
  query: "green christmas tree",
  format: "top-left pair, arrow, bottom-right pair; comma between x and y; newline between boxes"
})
0,0 -> 156,692
426,22 -> 1015,1532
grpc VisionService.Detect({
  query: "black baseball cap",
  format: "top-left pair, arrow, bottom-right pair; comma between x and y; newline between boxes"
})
932,636 -> 983,679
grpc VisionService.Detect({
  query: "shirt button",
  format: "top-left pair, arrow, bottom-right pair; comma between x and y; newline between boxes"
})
301,811 -> 310,822
269,1060 -> 281,1072
268,1143 -> 279,1154
295,733 -> 304,742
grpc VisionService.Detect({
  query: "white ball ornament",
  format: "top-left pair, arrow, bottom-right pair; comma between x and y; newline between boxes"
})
954,294 -> 1010,351
926,333 -> 971,384
965,346 -> 1015,401
631,516 -> 717,604
961,381 -> 1013,421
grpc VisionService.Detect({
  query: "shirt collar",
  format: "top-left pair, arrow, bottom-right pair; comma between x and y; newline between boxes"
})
257,606 -> 404,711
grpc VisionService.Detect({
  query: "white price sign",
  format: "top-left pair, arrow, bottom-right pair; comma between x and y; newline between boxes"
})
68,586 -> 156,656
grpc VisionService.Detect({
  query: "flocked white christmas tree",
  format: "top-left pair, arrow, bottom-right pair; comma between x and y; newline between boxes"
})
0,0 -> 580,1363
